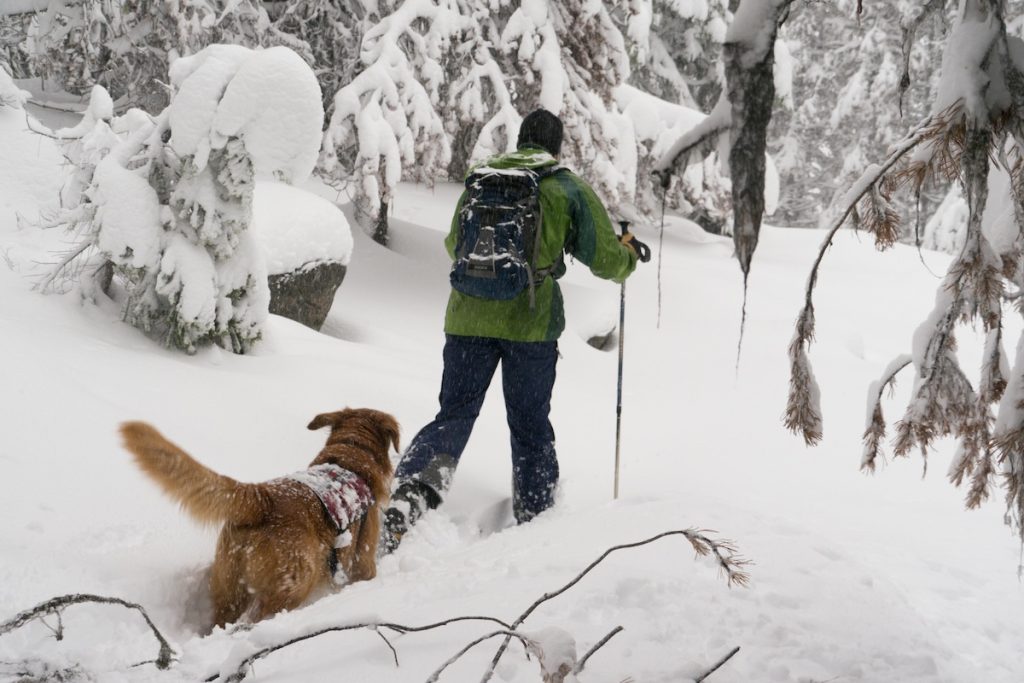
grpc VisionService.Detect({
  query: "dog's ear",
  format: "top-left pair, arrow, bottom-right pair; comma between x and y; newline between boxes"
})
307,411 -> 346,431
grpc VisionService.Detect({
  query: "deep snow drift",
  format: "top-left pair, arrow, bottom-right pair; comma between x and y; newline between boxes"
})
1,106 -> 1022,683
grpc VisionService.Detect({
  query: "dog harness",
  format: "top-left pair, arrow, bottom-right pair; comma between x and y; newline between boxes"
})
286,463 -> 374,535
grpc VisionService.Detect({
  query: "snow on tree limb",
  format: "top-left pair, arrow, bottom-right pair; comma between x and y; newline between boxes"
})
652,92 -> 730,182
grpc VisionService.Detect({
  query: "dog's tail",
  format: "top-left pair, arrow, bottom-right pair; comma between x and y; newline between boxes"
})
120,421 -> 270,526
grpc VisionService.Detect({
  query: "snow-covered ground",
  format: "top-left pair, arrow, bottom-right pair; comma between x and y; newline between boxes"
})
1,105 -> 1022,683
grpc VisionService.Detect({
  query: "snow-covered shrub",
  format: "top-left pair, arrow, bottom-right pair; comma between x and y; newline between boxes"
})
43,45 -> 323,354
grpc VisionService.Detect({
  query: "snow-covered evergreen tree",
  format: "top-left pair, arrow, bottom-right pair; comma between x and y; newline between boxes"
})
770,1 -> 962,229
320,0 -> 455,245
43,44 -> 323,354
440,0 -> 519,180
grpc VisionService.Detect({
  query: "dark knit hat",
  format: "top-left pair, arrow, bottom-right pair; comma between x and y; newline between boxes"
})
517,109 -> 564,157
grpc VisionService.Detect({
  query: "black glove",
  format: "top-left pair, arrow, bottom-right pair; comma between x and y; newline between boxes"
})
620,232 -> 652,263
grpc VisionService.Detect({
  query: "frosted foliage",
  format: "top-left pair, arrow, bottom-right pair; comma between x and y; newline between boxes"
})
93,156 -> 164,271
55,85 -> 121,210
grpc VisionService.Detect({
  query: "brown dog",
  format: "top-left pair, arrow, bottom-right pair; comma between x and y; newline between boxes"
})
120,408 -> 398,627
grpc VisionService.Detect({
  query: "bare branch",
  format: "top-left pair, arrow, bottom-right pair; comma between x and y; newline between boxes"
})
34,240 -> 91,292
0,594 -> 174,670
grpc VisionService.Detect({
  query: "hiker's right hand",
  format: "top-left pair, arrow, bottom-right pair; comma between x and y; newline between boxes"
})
620,233 -> 652,263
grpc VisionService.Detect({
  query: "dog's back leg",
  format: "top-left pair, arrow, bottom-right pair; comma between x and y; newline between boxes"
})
210,534 -> 254,628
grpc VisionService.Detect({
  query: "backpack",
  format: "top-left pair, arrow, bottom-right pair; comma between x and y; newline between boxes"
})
450,164 -> 562,306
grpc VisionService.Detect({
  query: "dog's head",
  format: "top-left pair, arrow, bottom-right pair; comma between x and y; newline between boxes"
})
307,408 -> 400,475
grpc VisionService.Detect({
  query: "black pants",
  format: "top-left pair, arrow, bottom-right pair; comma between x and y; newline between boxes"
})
395,334 -> 559,522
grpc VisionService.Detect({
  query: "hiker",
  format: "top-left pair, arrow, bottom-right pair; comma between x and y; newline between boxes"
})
382,109 -> 649,552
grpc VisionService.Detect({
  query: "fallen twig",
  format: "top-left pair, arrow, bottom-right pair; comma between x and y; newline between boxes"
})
425,630 -> 533,683
0,594 -> 175,670
694,645 -> 741,682
211,616 -> 514,682
574,626 -> 624,675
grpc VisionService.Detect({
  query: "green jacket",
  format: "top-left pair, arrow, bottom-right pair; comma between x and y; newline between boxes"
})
444,146 -> 638,342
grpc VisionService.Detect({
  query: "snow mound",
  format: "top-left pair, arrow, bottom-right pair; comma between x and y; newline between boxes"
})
252,182 -> 354,275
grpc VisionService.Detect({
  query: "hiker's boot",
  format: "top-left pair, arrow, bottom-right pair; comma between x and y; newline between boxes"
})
379,481 -> 441,555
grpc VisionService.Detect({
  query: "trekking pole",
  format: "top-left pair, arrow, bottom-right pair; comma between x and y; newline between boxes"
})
614,220 -> 629,500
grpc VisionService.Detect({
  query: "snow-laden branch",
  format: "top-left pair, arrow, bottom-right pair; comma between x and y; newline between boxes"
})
784,111 -> 940,446
652,93 -> 730,184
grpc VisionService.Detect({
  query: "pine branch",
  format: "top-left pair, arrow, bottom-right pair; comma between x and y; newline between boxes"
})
862,355 -> 913,472
0,594 -> 175,670
478,528 -> 751,683
784,111 -> 940,445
